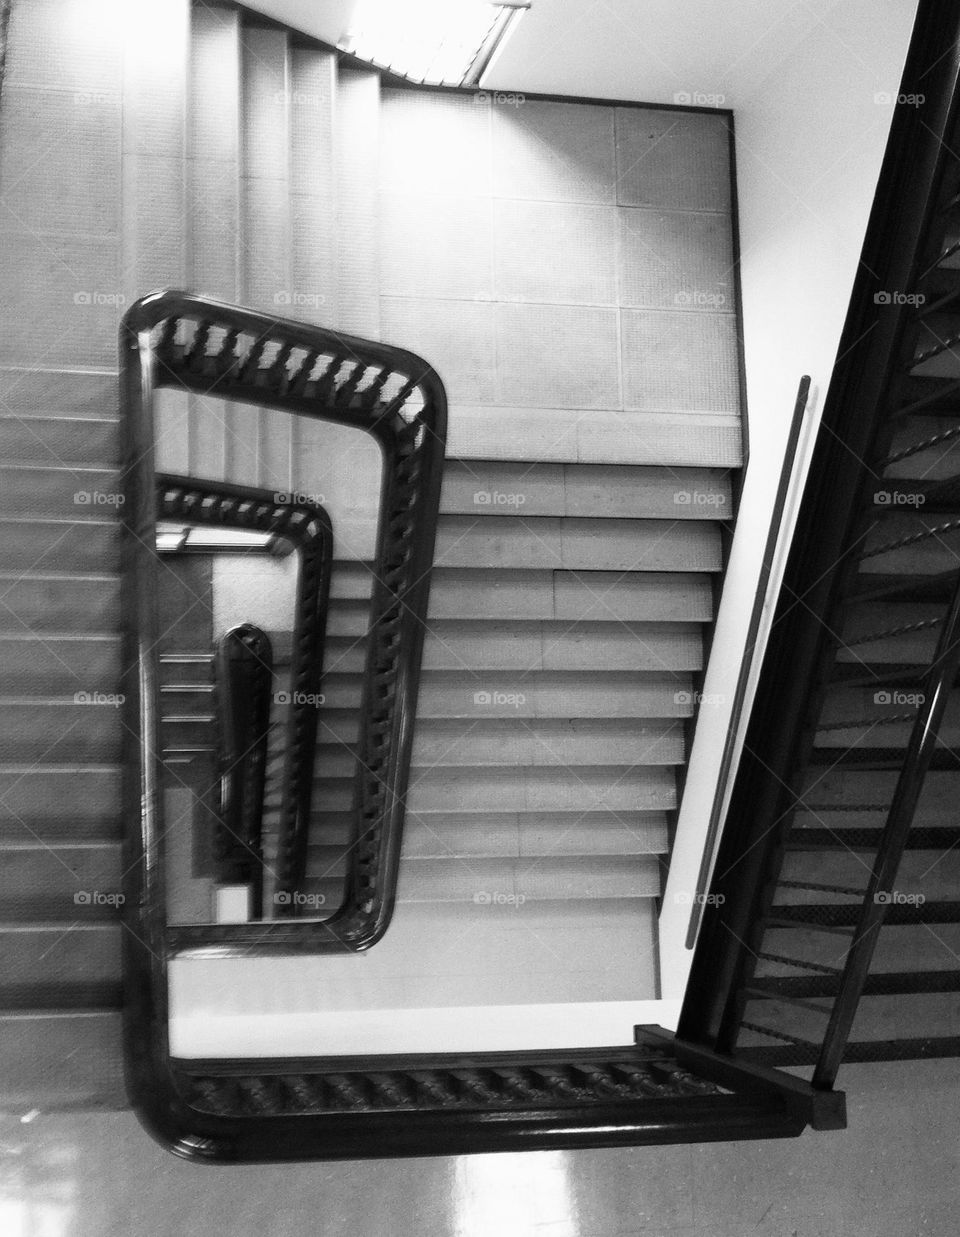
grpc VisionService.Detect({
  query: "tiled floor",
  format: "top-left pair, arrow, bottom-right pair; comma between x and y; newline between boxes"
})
0,1059 -> 956,1235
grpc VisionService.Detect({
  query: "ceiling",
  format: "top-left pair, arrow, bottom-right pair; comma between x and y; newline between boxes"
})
242,0 -> 859,106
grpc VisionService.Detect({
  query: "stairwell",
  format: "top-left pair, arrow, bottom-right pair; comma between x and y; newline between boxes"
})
705,81 -> 960,1066
0,0 -> 742,1101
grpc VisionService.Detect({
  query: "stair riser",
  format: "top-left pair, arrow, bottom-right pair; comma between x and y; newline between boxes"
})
0,522 -> 120,572
0,926 -> 120,990
0,847 -> 122,920
0,770 -> 121,840
435,517 -> 722,573
0,418 -> 118,467
440,462 -> 733,520
0,467 -> 121,519
0,706 -> 123,762
304,856 -> 662,904
422,570 -> 714,622
0,577 -> 121,633
0,638 -> 120,693
0,1013 -> 125,1108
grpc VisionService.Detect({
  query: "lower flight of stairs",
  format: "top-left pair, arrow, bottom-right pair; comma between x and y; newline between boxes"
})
0,371 -> 125,1107
298,459 -> 728,917
0,0 -> 746,1104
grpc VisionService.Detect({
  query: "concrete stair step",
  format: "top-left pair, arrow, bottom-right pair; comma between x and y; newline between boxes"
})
837,600 -> 944,663
285,671 -> 692,722
886,416 -> 960,481
393,567 -> 713,623
0,368 -> 118,420
158,652 -> 215,686
446,407 -> 742,468
0,844 -> 122,920
743,991 -> 960,1047
434,515 -> 722,572
303,855 -> 662,905
400,811 -> 669,858
797,769 -> 959,820
0,923 -> 120,995
0,1011 -> 125,1109
860,512 -> 960,574
0,765 -> 121,841
303,810 -> 670,857
440,461 -> 733,520
0,634 -> 119,693
316,620 -> 703,674
0,701 -> 123,761
407,718 -> 685,767
0,519 -> 119,573
405,765 -> 676,814
762,922 -> 960,977
0,464 -> 121,519
776,849 -> 960,904
414,671 -> 692,719
0,415 -> 118,467
0,573 -> 120,633
327,566 -> 715,622
423,620 -> 702,672
159,683 -> 217,716
399,855 -> 662,902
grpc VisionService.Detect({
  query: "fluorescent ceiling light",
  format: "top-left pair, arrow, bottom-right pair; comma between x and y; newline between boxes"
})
340,0 -> 527,87
156,524 -> 282,554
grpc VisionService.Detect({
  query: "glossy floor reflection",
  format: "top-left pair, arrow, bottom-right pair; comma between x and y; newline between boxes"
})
0,1059 -> 956,1236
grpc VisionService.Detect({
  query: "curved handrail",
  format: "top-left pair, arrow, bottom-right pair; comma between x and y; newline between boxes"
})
119,296 -> 809,1160
121,290 -> 447,959
156,473 -> 334,916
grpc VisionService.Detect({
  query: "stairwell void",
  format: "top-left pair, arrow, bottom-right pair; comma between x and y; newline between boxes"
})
0,0 -> 743,1101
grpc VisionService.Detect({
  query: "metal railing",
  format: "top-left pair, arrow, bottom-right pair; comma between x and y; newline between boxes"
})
685,376 -> 813,948
679,0 -> 960,1074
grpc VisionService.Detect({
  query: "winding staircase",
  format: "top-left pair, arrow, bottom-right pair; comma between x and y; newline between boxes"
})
0,0 -> 738,1105
2,0 -> 960,1155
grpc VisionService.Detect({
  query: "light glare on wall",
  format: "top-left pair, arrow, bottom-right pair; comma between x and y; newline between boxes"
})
340,0 -> 525,86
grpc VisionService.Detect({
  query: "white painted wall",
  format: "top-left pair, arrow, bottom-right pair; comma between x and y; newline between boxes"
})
658,0 -> 920,1000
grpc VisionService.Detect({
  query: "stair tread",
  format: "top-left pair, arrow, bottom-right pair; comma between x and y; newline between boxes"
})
434,515 -> 723,572
439,461 -> 733,519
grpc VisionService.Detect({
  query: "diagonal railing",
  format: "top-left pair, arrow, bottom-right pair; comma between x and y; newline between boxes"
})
678,0 -> 960,1079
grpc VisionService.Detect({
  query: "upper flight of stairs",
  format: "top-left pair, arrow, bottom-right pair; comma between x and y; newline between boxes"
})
165,2 -> 742,968
0,0 -> 742,1101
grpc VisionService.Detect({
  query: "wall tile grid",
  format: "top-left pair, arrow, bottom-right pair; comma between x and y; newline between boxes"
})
378,94 -> 738,439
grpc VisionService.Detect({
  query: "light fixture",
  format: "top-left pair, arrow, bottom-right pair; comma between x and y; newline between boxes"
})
340,0 -> 529,88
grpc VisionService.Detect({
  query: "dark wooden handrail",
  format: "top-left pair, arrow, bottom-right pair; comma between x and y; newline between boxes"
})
121,290 -> 447,957
156,472 -> 335,920
118,291 -> 836,1161
214,623 -> 274,918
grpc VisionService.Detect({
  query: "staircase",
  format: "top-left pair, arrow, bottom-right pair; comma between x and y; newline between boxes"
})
0,0 -> 742,1105
680,11 -> 960,1073
0,373 -> 126,1108
162,3 -> 742,1002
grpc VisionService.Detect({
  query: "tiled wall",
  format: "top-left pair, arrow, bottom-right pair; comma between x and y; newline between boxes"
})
377,92 -> 740,443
